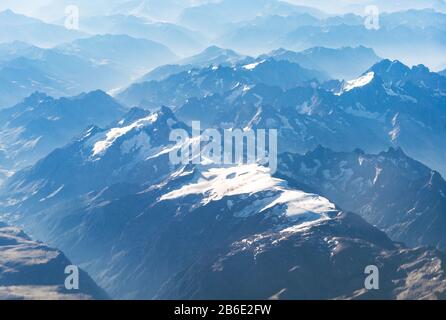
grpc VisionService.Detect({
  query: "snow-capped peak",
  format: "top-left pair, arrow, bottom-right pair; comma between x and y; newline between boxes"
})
338,72 -> 375,95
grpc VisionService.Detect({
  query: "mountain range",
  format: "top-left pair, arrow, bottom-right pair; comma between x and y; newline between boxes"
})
178,0 -> 324,37
138,46 -> 251,82
1,1 -> 446,301
140,45 -> 381,84
285,0 -> 446,14
0,42 -> 126,107
56,34 -> 178,80
0,90 -> 125,183
0,10 -> 86,47
0,34 -> 177,107
1,108 -> 446,299
168,58 -> 446,177
79,14 -> 205,57
260,46 -> 381,80
117,57 -> 328,108
281,22 -> 446,70
0,56 -> 74,108
213,8 -> 446,70
278,147 -> 446,252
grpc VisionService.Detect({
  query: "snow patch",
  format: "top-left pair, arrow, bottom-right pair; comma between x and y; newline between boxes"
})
338,72 -> 375,95
92,114 -> 158,157
243,60 -> 265,71
39,185 -> 64,202
160,164 -> 337,222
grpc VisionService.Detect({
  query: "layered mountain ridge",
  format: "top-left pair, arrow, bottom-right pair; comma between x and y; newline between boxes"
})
277,146 -> 446,252
1,108 -> 446,299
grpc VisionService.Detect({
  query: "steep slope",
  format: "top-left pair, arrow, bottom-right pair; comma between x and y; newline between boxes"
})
0,107 -> 186,202
277,147 -> 446,252
336,61 -> 446,173
174,59 -> 446,176
0,222 -> 108,300
0,90 -> 125,181
1,110 -> 446,300
369,59 -> 446,91
117,59 -> 328,108
157,211 -> 446,300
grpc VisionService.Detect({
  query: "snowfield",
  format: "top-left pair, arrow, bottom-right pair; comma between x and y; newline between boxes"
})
91,113 -> 159,157
160,163 -> 337,222
337,72 -> 375,95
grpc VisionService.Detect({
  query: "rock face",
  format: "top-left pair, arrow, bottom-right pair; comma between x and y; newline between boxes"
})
156,212 -> 446,300
277,147 -> 446,252
0,222 -> 108,300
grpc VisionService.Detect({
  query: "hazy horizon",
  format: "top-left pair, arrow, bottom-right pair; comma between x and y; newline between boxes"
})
2,0 -> 446,21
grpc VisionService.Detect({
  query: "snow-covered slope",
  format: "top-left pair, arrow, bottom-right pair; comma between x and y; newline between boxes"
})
161,164 -> 336,222
338,71 -> 375,94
